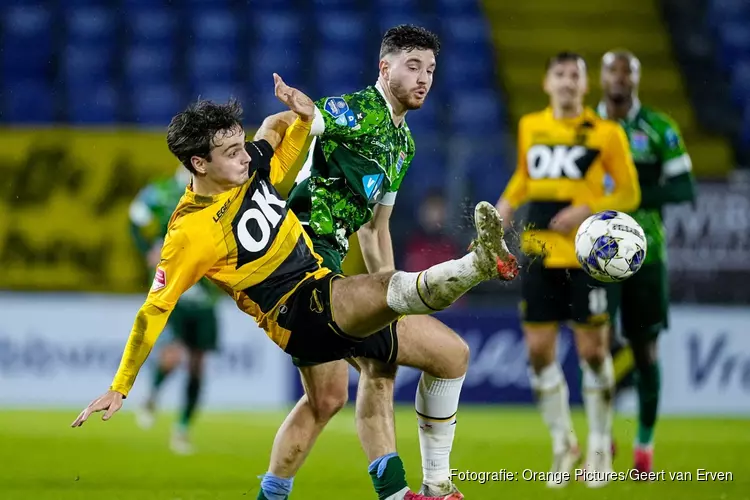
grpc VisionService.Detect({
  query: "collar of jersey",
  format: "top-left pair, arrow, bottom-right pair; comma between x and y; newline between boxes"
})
374,81 -> 404,128
183,180 -> 235,206
544,106 -> 598,124
596,98 -> 641,123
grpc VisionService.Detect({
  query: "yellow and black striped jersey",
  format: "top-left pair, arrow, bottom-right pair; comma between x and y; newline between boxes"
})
502,107 -> 641,268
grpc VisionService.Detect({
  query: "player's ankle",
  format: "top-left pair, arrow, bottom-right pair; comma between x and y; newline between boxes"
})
259,473 -> 294,500
369,453 -> 408,500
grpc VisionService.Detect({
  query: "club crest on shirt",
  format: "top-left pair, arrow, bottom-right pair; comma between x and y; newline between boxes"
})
151,267 -> 166,291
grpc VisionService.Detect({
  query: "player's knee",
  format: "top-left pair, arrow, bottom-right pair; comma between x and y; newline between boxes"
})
309,387 -> 348,422
631,338 -> 658,367
187,350 -> 205,376
431,336 -> 470,379
523,326 -> 557,371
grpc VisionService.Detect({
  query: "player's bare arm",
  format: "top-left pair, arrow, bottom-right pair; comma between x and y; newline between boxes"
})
357,204 -> 396,273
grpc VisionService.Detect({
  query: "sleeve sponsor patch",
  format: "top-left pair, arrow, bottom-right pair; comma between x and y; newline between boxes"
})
664,128 -> 679,149
151,267 -> 166,291
323,97 -> 349,118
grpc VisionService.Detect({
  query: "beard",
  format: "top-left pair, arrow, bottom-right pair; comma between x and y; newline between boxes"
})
607,89 -> 630,105
389,80 -> 424,110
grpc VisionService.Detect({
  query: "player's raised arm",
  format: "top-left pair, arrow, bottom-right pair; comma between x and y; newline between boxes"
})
496,116 -> 530,227
641,116 -> 696,208
591,124 -> 641,213
71,229 -> 214,427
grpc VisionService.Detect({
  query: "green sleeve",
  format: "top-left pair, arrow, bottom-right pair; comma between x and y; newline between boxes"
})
639,113 -> 696,209
310,92 -> 388,141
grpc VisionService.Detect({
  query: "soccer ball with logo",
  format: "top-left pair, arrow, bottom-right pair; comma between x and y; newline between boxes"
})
574,210 -> 647,283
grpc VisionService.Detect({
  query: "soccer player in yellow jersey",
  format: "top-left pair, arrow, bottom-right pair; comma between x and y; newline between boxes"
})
495,52 -> 640,488
72,75 -> 518,500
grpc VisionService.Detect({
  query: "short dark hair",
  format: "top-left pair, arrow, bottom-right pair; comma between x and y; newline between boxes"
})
380,24 -> 440,59
546,51 -> 587,72
166,98 -> 244,174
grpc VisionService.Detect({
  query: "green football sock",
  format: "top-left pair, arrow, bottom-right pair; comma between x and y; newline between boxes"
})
152,366 -> 169,390
635,362 -> 660,447
368,453 -> 408,500
180,375 -> 202,428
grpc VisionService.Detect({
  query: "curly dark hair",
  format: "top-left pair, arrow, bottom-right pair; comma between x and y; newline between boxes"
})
546,51 -> 587,72
380,24 -> 440,59
166,98 -> 244,174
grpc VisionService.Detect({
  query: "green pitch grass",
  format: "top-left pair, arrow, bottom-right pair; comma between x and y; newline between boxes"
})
0,407 -> 746,499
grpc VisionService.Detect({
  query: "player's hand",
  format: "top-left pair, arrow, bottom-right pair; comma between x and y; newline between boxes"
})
549,205 -> 592,234
274,73 -> 314,122
71,390 -> 125,428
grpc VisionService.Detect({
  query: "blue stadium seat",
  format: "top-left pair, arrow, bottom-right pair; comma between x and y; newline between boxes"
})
121,0 -> 171,6
378,14 -> 438,38
313,48 -> 368,96
436,0 -> 481,16
67,83 -> 118,124
739,104 -> 750,146
130,83 -> 184,126
251,11 -> 301,43
707,0 -> 750,33
312,0 -> 360,8
65,7 -> 116,45
246,0 -> 296,7
248,46 -> 303,93
439,50 -> 495,88
189,82 -> 246,106
375,0 -> 418,12
449,89 -> 504,136
3,81 -> 55,123
730,60 -> 750,105
441,15 -> 492,47
1,5 -> 53,78
62,44 -> 115,85
246,90 -> 288,124
717,23 -> 750,72
405,99 -> 440,135
187,45 -> 239,86
124,45 -> 176,86
315,11 -> 367,48
190,9 -> 239,44
126,8 -> 177,45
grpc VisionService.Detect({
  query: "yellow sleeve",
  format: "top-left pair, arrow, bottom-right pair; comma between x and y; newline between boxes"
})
109,228 -> 213,396
269,117 -> 312,186
588,124 -> 641,214
501,117 -> 530,209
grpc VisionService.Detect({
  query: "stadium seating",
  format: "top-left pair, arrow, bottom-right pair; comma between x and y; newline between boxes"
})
0,1 -> 510,209
707,0 -> 750,147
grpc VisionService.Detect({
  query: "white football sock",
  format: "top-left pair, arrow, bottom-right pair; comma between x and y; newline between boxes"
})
530,363 -> 577,454
581,356 -> 614,452
415,373 -> 464,487
386,254 -> 483,315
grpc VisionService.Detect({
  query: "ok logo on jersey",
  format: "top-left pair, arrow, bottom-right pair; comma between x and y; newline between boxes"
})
527,145 -> 599,179
231,180 -> 287,267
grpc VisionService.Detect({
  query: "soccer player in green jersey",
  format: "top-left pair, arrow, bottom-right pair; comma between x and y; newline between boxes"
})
129,170 -> 222,454
597,50 -> 696,474
257,26 -> 517,500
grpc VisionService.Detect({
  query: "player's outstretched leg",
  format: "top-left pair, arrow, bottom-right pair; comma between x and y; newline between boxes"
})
332,201 -> 517,339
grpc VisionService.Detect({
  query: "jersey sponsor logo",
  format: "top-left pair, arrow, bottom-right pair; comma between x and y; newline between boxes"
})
631,131 -> 649,152
213,198 -> 231,223
362,173 -> 385,201
395,151 -> 406,174
527,144 -> 600,179
231,180 -> 287,267
151,267 -> 166,291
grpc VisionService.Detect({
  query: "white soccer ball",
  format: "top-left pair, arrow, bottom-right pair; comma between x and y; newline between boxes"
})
574,210 -> 647,283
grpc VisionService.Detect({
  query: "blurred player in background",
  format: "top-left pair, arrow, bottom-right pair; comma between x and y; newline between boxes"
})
495,52 -> 640,488
598,49 -> 696,474
72,82 -> 517,500
263,25 -> 484,500
128,170 -> 222,454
